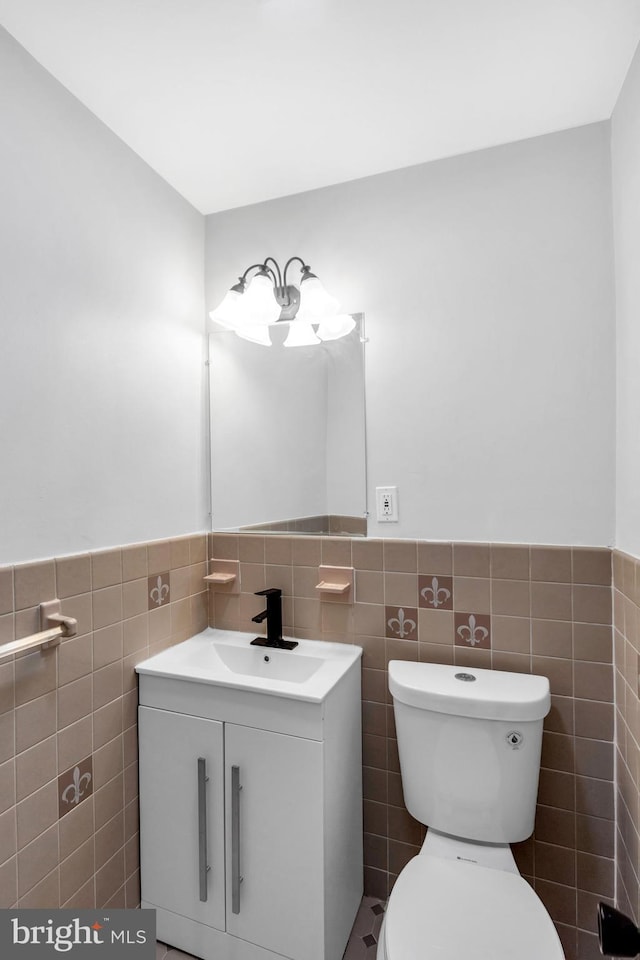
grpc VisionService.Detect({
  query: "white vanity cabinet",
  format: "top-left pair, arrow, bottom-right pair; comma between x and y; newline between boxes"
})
136,629 -> 363,960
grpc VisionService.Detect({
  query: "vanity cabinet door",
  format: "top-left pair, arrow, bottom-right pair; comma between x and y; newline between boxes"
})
138,706 -> 225,931
225,723 -> 324,960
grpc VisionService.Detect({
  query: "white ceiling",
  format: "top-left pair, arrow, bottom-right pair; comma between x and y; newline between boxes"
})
1,0 -> 639,214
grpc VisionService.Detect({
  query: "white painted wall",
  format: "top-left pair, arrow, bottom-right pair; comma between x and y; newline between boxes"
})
612,42 -> 640,558
205,124 -> 616,545
0,28 -> 208,564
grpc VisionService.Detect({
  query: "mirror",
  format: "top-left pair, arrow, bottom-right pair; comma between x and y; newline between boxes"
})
208,314 -> 367,536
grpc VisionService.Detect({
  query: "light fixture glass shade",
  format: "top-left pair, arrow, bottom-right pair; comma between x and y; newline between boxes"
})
316,313 -> 356,341
284,321 -> 320,348
298,275 -> 339,320
209,287 -> 243,328
236,324 -> 272,346
241,273 -> 281,326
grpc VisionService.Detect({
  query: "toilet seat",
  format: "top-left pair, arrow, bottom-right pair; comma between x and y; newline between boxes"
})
383,855 -> 564,959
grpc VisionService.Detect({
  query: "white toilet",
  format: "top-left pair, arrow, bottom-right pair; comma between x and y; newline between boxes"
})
378,661 -> 565,960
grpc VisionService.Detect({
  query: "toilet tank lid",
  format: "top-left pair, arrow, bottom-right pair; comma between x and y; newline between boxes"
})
389,661 -> 550,721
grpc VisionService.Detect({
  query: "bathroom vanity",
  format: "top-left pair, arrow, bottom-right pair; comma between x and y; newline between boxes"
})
136,628 -> 363,960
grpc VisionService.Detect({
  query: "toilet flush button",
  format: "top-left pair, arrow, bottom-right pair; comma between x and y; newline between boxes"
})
507,731 -> 523,748
454,672 -> 476,682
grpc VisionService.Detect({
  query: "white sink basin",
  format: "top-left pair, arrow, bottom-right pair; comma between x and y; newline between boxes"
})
136,628 -> 362,702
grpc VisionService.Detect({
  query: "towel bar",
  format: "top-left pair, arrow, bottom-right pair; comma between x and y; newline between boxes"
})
0,600 -> 77,661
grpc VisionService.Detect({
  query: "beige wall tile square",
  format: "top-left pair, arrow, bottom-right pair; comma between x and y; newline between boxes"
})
532,656 -> 573,697
17,822 -> 58,898
122,579 -> 149,620
263,564 -> 293,595
575,737 -> 614,781
14,562 -> 55,612
262,537 -> 291,566
573,700 -> 613,742
353,539 -> 384,571
148,604 -> 171,644
384,541 -> 417,573
417,541 -> 452,576
15,738 -> 55,803
59,797 -> 94,862
453,544 -> 490,578
16,779 -> 58,850
418,642 -> 454,665
58,716 -> 93,773
60,836 -> 94,906
14,648 -> 57,707
122,545 -> 148,583
576,776 -> 614,820
190,592 -> 208,635
573,623 -> 612,663
454,577 -> 491,614
573,549 -> 612,586
573,585 -> 612,625
491,615 -> 530,654
385,573 -> 418,607
123,614 -> 148,657
168,566 -> 191,604
531,547 -> 572,583
93,662 -> 123,712
0,569 -> 13,616
96,811 -> 124,872
0,758 -> 15,816
93,623 -> 123,671
96,848 -> 125,908
58,675 -> 93,729
58,633 -> 92,687
94,773 -> 124,832
574,661 -> 613,702
321,537 -> 352,567
93,585 -> 123,630
490,545 -> 530,580
531,582 -> 572,621
491,651 -> 531,673
491,579 -> 530,617
417,609 -> 454,645
93,699 -> 123,752
170,598 -> 192,638
94,737 -> 124,791
546,696 -> 574,736
147,540 -> 172,576
358,635 -> 386,670
15,692 -> 56,754
18,865 -> 60,908
532,619 -> 573,659
189,535 -> 207,565
169,537 -> 191,570
56,555 -> 91,599
237,535 -> 265,564
211,535 -> 238,562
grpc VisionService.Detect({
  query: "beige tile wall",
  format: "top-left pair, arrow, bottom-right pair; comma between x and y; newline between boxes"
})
0,534 -> 208,911
613,550 -> 640,929
209,533 -> 614,960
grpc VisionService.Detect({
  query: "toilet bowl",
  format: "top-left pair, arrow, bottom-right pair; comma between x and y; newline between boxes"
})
379,661 -> 565,960
377,834 -> 564,959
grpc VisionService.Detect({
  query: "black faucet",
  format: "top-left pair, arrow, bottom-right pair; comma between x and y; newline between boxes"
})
251,588 -> 298,650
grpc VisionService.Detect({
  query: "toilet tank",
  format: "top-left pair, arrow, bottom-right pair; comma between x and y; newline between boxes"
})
389,662 -> 550,844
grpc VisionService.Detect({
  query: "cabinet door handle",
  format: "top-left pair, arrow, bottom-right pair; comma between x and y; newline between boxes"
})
231,764 -> 242,914
197,757 -> 209,902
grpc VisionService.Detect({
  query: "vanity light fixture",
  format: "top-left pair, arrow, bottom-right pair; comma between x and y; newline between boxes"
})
209,256 -> 355,346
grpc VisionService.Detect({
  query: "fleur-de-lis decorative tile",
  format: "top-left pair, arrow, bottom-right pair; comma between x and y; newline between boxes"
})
385,606 -> 418,641
418,575 -> 454,610
454,612 -> 491,649
148,572 -> 170,609
58,755 -> 93,819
